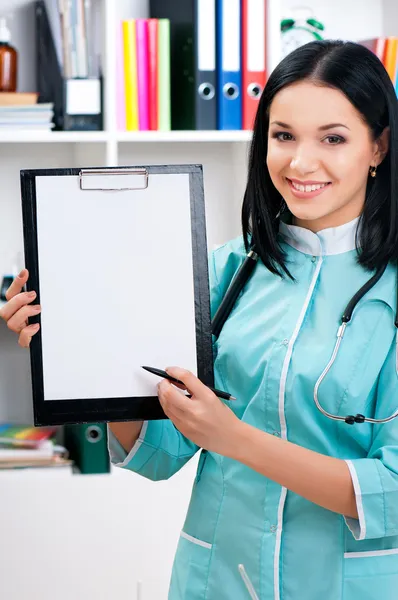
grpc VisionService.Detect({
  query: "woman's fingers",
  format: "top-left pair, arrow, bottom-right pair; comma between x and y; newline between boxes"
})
5,303 -> 41,333
18,323 -> 40,348
172,381 -> 187,391
0,269 -> 41,348
0,289 -> 37,322
0,267 -> 38,334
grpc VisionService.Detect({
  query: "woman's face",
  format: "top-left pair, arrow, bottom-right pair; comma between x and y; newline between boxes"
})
267,81 -> 387,232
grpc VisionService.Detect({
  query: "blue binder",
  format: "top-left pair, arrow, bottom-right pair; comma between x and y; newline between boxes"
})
216,0 -> 242,130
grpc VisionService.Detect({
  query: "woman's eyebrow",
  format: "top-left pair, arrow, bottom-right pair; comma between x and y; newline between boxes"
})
318,123 -> 350,131
270,120 -> 350,131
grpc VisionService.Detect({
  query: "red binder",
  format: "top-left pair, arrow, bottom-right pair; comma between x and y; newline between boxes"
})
242,0 -> 267,130
147,19 -> 159,130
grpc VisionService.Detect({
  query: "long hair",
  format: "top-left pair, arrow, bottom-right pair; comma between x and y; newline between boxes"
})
242,40 -> 398,278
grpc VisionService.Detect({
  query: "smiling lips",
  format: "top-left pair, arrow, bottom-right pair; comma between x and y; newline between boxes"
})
286,177 -> 332,199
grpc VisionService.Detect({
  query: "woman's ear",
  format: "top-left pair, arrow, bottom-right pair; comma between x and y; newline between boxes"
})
374,126 -> 390,165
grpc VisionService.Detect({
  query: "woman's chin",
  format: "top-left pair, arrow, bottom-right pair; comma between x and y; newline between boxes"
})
286,205 -> 326,223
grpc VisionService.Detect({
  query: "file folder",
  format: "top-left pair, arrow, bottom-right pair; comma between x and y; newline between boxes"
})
242,0 -> 267,130
195,0 -> 217,129
136,19 -> 150,131
35,0 -> 103,131
122,20 -> 139,131
158,19 -> 171,131
217,0 -> 242,130
64,423 -> 110,475
148,19 -> 159,130
150,0 -> 217,130
116,21 -> 126,131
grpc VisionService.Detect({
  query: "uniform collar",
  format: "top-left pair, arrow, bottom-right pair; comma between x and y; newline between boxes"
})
278,212 -> 360,256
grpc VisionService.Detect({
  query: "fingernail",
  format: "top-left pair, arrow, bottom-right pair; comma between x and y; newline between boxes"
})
28,291 -> 36,298
32,324 -> 40,330
18,269 -> 25,278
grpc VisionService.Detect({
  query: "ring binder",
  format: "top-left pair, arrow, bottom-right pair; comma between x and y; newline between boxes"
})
79,168 -> 149,191
149,0 -> 217,130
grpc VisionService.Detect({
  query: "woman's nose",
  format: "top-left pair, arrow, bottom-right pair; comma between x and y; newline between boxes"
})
290,155 -> 319,175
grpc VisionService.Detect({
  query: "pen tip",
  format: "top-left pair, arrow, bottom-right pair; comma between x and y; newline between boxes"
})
230,396 -> 237,401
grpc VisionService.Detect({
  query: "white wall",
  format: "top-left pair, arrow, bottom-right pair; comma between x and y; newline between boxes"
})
0,459 -> 200,600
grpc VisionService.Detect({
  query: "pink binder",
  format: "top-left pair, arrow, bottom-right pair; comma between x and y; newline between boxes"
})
136,19 -> 150,131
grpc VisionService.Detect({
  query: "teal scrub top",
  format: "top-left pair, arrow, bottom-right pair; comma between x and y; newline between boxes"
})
109,216 -> 398,600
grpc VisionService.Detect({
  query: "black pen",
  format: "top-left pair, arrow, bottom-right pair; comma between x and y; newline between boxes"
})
141,366 -> 236,401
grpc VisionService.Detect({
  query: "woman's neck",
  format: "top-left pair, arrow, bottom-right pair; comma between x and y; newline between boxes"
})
292,204 -> 363,233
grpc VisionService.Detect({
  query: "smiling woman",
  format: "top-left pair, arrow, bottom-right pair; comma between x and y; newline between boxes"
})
266,82 -> 388,231
104,40 -> 398,600
6,38 -> 393,600
242,40 -> 396,279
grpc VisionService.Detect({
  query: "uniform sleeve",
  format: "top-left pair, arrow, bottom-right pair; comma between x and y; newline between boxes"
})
108,249 -> 224,481
107,420 -> 199,481
344,333 -> 398,540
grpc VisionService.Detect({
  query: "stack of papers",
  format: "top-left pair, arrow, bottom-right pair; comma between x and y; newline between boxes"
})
0,424 -> 72,470
0,103 -> 55,131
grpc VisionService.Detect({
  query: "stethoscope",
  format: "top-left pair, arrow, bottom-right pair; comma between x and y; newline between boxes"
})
211,245 -> 398,425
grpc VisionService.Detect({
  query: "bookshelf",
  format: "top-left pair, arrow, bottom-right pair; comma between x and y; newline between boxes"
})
0,1 -> 398,599
0,130 -> 109,143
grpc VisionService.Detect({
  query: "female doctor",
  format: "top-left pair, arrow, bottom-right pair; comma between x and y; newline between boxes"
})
2,40 -> 398,599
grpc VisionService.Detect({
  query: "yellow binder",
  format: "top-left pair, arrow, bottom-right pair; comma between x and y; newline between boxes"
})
123,20 -> 139,131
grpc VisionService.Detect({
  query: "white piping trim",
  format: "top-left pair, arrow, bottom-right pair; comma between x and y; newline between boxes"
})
238,564 -> 259,600
118,421 -> 149,467
395,329 -> 398,375
344,459 -> 366,541
344,548 -> 398,559
180,531 -> 212,550
274,256 -> 323,600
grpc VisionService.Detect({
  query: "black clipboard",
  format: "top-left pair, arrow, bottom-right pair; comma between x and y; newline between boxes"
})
20,164 -> 213,426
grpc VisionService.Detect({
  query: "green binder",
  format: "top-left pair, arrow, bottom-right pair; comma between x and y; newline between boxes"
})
64,423 -> 110,475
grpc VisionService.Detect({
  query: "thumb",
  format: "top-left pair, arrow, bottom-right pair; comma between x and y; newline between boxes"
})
165,367 -> 207,397
5,268 -> 29,301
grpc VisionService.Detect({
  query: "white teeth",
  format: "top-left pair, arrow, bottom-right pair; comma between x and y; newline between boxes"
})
291,180 -> 328,192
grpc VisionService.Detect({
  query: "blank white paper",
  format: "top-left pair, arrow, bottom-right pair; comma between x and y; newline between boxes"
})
35,173 -> 198,401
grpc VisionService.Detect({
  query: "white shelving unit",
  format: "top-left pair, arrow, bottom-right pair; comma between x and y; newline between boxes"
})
0,0 -> 397,599
0,130 -> 109,143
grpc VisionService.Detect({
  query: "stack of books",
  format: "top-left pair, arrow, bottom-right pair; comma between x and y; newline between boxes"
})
0,424 -> 72,470
117,19 -> 171,132
360,37 -> 398,93
0,93 -> 54,131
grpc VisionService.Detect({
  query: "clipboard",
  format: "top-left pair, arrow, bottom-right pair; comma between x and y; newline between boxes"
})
20,164 -> 213,426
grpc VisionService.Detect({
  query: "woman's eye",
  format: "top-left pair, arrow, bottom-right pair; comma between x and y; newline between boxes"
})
273,132 -> 293,142
325,135 -> 345,145
271,132 -> 345,144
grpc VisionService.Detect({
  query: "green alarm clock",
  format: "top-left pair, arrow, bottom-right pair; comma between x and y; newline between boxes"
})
281,7 -> 324,59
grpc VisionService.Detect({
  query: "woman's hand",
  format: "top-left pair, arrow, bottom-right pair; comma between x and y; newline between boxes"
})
0,269 -> 41,347
157,367 -> 241,456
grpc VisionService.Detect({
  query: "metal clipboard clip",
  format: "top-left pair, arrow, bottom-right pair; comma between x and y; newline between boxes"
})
79,168 -> 149,191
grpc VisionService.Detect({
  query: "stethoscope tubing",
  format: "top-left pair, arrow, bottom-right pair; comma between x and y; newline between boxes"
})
211,246 -> 397,426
